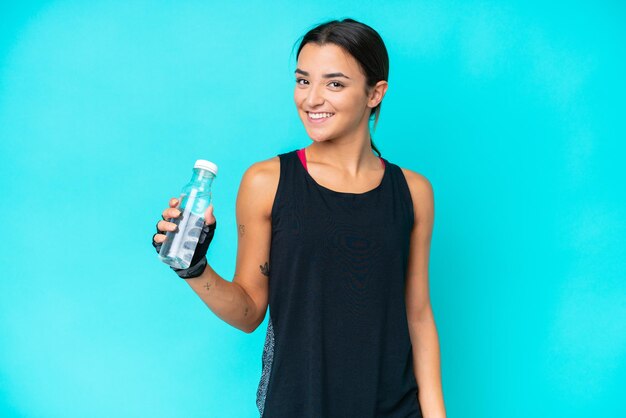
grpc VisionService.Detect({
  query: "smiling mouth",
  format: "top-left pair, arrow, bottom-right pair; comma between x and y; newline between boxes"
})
307,112 -> 335,123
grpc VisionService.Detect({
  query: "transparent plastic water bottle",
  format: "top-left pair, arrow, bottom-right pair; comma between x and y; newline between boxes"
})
159,159 -> 218,269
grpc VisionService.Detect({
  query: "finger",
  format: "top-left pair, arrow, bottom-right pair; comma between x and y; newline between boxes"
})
161,207 -> 181,220
157,220 -> 178,232
169,197 -> 179,208
204,204 -> 216,225
153,233 -> 167,243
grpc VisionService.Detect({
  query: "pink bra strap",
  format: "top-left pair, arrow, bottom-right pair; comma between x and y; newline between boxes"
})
297,148 -> 308,171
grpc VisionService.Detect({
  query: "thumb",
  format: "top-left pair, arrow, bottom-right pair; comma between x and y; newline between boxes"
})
204,204 -> 216,225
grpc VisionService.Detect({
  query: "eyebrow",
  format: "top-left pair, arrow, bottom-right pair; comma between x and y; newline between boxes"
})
295,68 -> 351,79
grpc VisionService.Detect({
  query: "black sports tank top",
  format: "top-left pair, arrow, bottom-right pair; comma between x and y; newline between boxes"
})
256,149 -> 423,417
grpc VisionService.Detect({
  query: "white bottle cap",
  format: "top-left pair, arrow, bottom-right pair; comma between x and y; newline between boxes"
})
194,159 -> 218,176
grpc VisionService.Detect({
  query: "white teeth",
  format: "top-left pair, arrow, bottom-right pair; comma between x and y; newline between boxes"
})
309,112 -> 334,119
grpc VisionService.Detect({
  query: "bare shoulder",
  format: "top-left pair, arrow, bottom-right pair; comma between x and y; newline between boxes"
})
399,167 -> 434,223
238,156 -> 281,219
243,155 -> 280,182
400,167 -> 433,198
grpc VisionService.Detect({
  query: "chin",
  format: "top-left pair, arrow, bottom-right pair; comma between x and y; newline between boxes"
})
307,135 -> 326,143
305,130 -> 333,142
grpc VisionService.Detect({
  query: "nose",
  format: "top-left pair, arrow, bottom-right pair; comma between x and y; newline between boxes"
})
305,84 -> 325,108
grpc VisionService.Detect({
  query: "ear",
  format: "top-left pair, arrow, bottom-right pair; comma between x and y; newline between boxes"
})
367,80 -> 388,109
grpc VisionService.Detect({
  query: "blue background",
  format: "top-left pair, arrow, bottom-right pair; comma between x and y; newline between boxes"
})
1,1 -> 625,417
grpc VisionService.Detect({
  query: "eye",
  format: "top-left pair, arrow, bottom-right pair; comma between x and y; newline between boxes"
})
329,81 -> 344,88
295,78 -> 308,85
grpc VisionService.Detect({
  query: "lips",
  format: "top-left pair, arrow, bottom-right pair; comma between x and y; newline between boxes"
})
306,112 -> 335,124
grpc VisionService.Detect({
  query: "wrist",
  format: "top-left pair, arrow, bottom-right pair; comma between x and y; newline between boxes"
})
172,256 -> 208,279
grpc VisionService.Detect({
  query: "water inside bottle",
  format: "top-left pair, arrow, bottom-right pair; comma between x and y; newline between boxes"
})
158,207 -> 205,269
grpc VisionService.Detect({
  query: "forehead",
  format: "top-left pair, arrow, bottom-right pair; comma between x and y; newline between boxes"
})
297,43 -> 362,76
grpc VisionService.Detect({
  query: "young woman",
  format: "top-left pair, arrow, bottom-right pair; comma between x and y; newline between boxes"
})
153,18 -> 446,418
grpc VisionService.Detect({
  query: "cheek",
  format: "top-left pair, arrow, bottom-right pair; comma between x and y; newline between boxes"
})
294,89 -> 305,103
332,93 -> 361,113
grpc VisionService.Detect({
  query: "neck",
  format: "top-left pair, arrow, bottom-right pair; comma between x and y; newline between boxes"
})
307,141 -> 380,176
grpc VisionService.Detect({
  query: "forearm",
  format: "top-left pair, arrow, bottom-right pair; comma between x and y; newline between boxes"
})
183,262 -> 256,333
409,312 -> 446,418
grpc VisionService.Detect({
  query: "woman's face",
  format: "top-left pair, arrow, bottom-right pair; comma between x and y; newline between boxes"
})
294,43 -> 375,143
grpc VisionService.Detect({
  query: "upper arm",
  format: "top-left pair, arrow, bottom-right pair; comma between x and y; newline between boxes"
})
401,167 -> 435,324
233,157 -> 280,333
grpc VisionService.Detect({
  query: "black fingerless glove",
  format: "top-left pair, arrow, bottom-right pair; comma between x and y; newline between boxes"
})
152,217 -> 217,279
